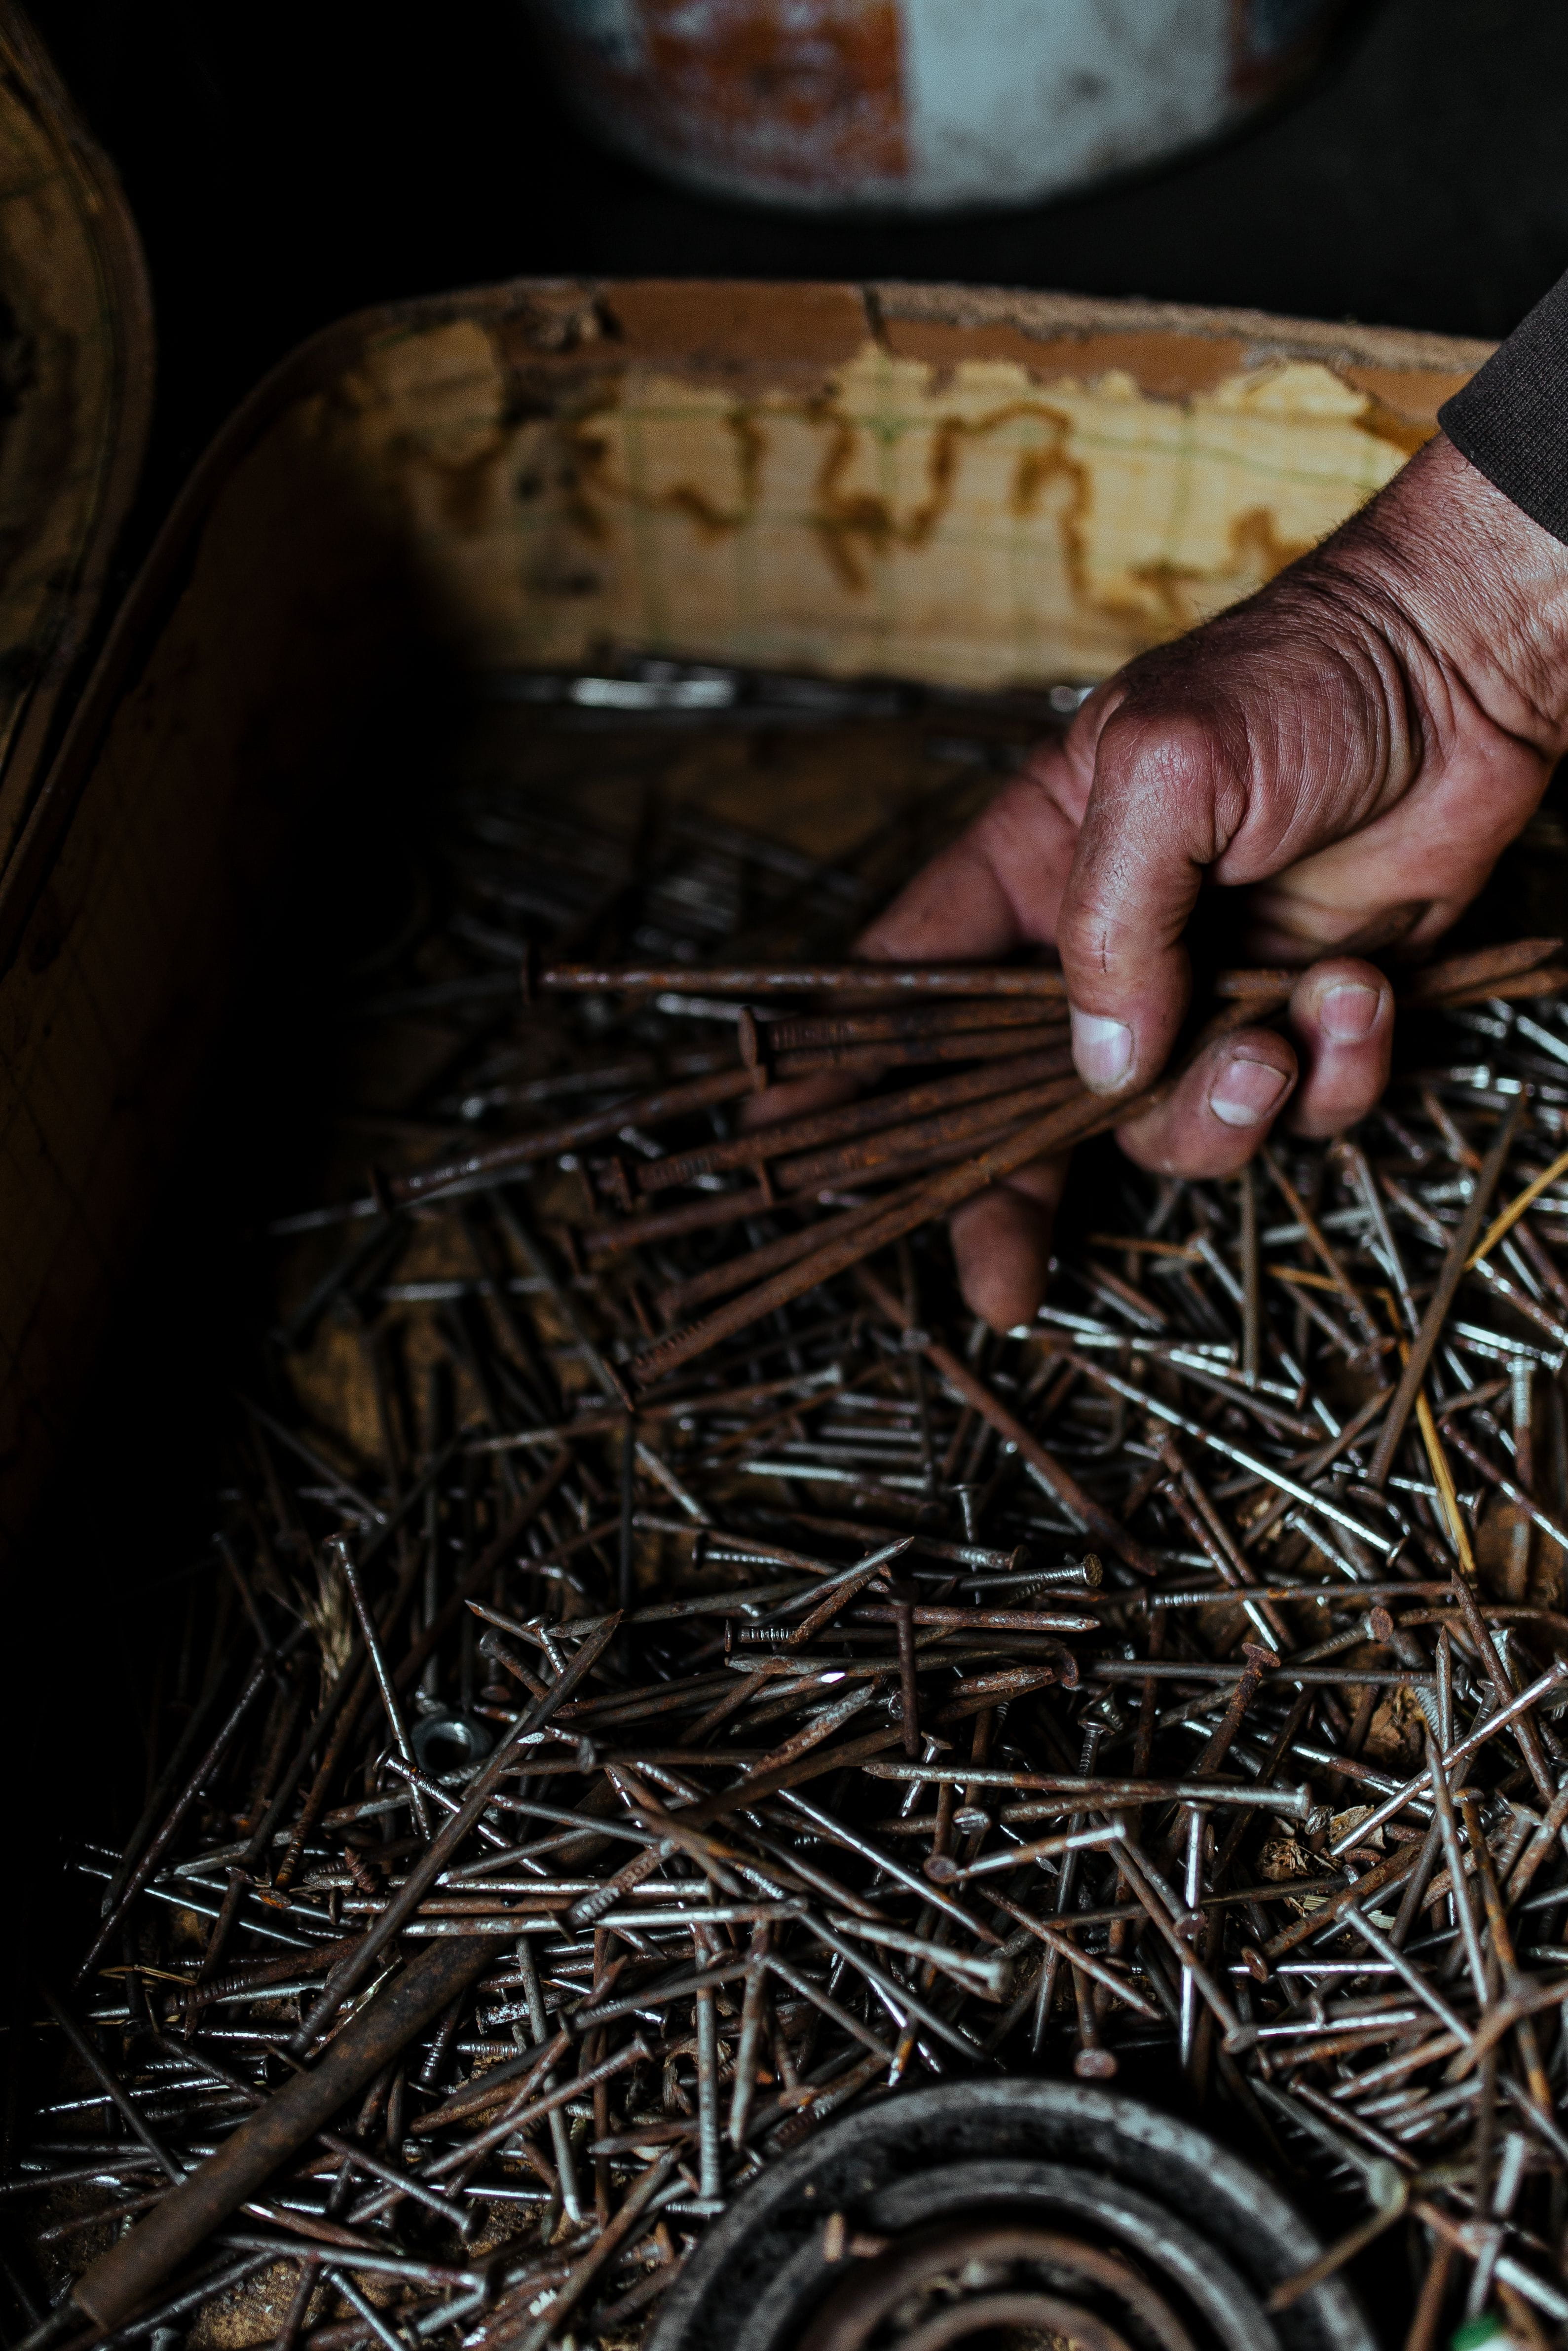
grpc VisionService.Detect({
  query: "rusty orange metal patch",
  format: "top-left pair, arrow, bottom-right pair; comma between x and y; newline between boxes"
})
576,0 -> 908,197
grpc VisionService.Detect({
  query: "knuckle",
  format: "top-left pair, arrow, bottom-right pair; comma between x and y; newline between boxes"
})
1097,688 -> 1248,835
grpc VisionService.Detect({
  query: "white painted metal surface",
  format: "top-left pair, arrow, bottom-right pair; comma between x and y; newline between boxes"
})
903,0 -> 1227,209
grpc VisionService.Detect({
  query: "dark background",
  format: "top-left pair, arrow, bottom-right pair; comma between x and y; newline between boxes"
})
24,0 -> 1568,532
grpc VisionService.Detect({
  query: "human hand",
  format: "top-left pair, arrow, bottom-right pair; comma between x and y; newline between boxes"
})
850,432 -> 1568,1329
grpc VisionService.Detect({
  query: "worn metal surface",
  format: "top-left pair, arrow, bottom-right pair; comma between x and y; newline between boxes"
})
525,0 -> 1343,212
648,2080 -> 1378,2351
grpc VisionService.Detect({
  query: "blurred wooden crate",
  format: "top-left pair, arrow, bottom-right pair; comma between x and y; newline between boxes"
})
0,1 -> 152,1557
0,263 -> 1491,1555
0,3 -> 151,874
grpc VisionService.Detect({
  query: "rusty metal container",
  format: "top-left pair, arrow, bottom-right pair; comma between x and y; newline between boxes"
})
522,0 -> 1344,212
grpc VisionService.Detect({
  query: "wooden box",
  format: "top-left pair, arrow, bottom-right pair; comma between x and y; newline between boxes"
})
0,254 -> 1492,1555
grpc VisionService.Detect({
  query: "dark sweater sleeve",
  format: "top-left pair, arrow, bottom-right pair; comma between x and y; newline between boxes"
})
1440,271 -> 1568,546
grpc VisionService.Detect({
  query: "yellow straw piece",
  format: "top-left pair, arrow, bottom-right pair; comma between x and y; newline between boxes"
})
1467,1139 -> 1568,1269
1414,1385 -> 1478,1581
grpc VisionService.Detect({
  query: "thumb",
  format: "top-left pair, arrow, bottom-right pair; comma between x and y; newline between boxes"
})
1057,696 -> 1248,1092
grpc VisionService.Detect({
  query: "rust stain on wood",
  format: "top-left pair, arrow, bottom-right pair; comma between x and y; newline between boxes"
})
599,279 -> 871,377
810,396 -> 1089,595
1344,364 -> 1471,457
880,317 -> 1252,400
1126,506 -> 1317,636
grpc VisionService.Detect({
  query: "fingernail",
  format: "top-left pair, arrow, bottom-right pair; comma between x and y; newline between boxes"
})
1071,1010 -> 1133,1092
1321,981 -> 1381,1043
1209,1054 -> 1290,1128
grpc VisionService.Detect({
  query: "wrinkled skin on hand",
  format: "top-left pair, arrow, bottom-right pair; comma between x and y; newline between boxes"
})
752,433 -> 1568,1331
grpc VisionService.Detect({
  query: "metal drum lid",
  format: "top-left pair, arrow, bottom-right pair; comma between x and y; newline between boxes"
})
648,2079 -> 1378,2351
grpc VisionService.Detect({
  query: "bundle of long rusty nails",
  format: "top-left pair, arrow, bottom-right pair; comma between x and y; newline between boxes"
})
17,719 -> 1568,2351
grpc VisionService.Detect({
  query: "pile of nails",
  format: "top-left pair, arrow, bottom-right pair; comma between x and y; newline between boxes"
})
17,729 -> 1568,2351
